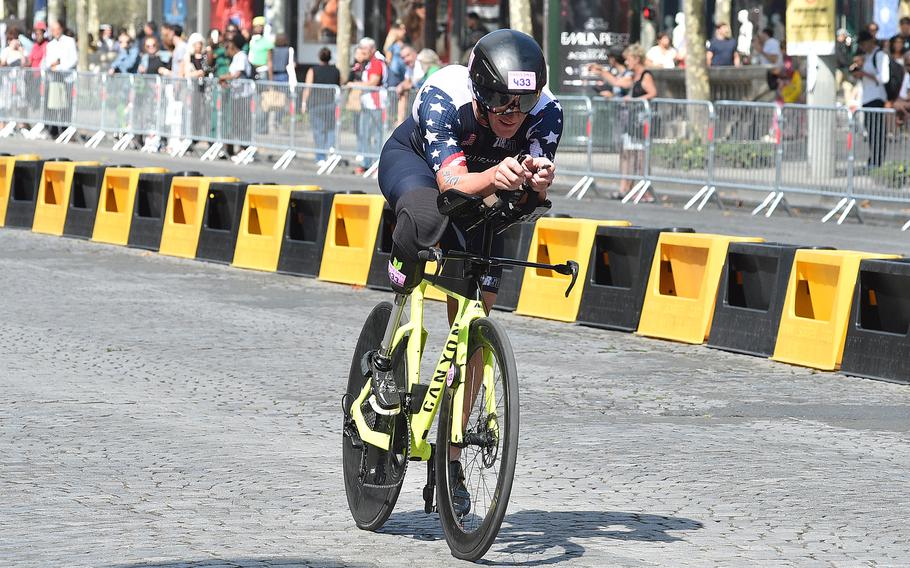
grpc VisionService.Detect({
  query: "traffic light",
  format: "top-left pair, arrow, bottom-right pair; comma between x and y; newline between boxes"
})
642,5 -> 656,21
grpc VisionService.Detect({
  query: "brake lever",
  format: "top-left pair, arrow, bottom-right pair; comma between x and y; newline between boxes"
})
417,247 -> 445,279
554,260 -> 580,298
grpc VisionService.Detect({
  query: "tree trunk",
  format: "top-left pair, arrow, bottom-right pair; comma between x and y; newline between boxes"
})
715,0 -> 731,27
337,0 -> 352,83
76,0 -> 88,71
88,0 -> 99,39
683,0 -> 710,101
509,0 -> 532,36
48,0 -> 64,24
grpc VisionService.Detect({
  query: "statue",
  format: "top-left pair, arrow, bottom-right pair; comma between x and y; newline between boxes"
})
737,9 -> 753,57
672,12 -> 686,52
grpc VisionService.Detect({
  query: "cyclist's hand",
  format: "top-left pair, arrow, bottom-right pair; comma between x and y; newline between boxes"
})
492,157 -> 531,191
522,156 -> 555,198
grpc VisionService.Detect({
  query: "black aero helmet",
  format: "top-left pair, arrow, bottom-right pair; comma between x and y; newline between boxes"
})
469,29 -> 546,114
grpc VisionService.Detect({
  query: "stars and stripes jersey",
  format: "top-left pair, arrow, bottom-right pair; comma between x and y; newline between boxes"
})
408,64 -> 563,174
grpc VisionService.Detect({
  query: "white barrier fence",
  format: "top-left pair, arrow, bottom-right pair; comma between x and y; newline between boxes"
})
1,69 -> 909,227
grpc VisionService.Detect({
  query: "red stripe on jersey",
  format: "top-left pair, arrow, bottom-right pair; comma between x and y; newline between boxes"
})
441,152 -> 466,169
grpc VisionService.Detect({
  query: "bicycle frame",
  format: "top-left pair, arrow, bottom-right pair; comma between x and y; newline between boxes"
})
349,278 -> 493,461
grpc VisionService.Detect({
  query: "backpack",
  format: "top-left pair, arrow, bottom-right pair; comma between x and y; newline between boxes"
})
872,49 -> 905,101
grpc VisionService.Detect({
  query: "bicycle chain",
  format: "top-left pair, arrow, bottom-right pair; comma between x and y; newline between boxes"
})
359,409 -> 411,490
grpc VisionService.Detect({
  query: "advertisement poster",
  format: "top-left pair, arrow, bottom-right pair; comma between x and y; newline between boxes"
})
555,0 -> 631,94
785,0 -> 835,56
165,0 -> 188,26
296,0 -> 364,63
211,0 -> 254,31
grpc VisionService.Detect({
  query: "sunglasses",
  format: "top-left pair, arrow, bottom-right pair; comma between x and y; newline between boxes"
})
473,84 -> 540,115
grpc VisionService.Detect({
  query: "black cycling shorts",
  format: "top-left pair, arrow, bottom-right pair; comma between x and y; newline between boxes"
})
378,118 -> 504,294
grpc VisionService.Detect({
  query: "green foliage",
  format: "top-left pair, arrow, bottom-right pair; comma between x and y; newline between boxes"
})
651,140 -> 708,171
870,161 -> 910,189
714,141 -> 776,169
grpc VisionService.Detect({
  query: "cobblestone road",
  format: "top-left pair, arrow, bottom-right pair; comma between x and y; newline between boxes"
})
1,228 -> 909,567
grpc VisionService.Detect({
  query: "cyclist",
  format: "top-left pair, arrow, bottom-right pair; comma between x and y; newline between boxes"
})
374,29 -> 563,516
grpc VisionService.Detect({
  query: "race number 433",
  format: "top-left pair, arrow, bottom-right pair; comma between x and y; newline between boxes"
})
507,71 -> 536,90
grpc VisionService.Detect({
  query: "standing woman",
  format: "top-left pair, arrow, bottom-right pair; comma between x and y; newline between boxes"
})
303,46 -> 341,164
614,43 -> 656,200
268,34 -> 294,82
183,33 -> 213,142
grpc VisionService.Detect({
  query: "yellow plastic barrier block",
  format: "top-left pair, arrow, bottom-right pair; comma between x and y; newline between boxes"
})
232,185 -> 319,272
515,218 -> 631,322
772,249 -> 901,370
91,167 -> 168,245
32,161 -> 100,235
318,194 -> 386,286
637,232 -> 764,344
158,176 -> 239,258
0,154 -> 41,227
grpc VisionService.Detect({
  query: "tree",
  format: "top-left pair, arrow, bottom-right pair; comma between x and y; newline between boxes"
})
683,0 -> 710,101
76,0 -> 88,70
715,0 -> 731,28
337,0 -> 352,83
509,0 -> 532,36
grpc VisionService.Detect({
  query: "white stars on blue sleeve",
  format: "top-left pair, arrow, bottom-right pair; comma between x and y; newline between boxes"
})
431,149 -> 441,158
445,138 -> 457,147
425,131 -> 438,144
429,102 -> 445,114
543,131 -> 560,146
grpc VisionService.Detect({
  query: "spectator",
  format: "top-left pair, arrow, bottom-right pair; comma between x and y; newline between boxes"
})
384,20 -> 408,87
893,17 -> 910,55
836,28 -> 851,97
43,20 -> 77,137
461,12 -> 488,56
248,16 -> 274,79
29,21 -> 48,67
393,44 -> 417,124
109,32 -> 139,74
219,34 -> 251,84
646,32 -> 678,69
159,23 -> 186,76
1,31 -> 25,66
588,49 -> 633,98
777,56 -> 803,104
403,1 -> 425,51
97,24 -> 117,60
138,36 -> 170,75
182,33 -> 211,79
890,35 -> 905,64
708,23 -> 740,66
347,38 -> 386,174
753,27 -> 782,68
303,46 -> 340,164
219,35 -> 253,157
854,30 -> 890,167
209,28 -> 233,78
867,22 -> 880,42
267,33 -> 293,82
616,43 -> 656,200
139,21 -> 159,45
414,48 -> 440,89
894,54 -> 910,125
43,20 -> 78,72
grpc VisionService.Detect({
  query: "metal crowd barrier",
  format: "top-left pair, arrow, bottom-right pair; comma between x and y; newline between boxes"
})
2,68 -> 910,227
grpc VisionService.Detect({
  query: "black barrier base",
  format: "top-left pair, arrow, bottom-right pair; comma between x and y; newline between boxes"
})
841,258 -> 910,384
4,160 -> 46,228
277,191 -> 335,277
62,165 -> 107,239
196,182 -> 249,264
492,222 -> 535,311
577,226 -> 693,331
127,173 -> 176,251
707,242 -> 812,358
366,206 -> 397,291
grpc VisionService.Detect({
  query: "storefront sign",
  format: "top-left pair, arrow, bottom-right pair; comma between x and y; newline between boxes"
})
554,0 -> 631,94
785,0 -> 835,56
